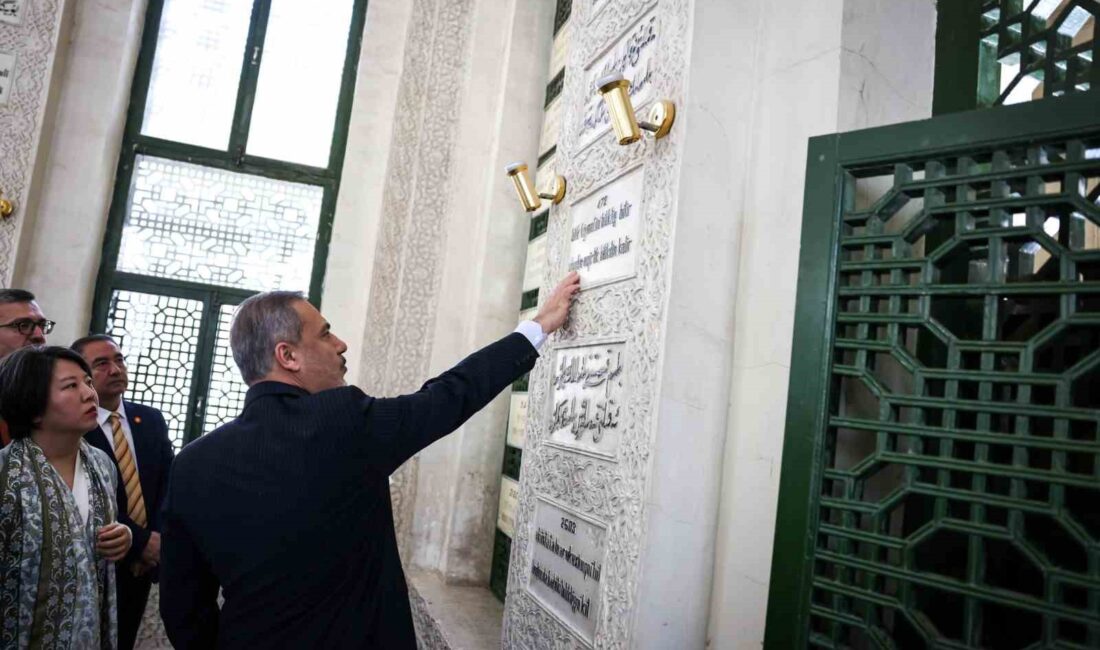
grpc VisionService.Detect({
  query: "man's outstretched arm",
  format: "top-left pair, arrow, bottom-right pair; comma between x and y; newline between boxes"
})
361,272 -> 580,474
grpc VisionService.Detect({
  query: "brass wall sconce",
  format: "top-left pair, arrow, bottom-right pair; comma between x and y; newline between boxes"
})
0,189 -> 13,219
505,162 -> 566,212
596,72 -> 675,145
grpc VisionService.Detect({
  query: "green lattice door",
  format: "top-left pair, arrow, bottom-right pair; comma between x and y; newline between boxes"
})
765,91 -> 1100,648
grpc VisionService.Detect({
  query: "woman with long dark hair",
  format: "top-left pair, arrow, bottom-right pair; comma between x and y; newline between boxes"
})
0,345 -> 132,648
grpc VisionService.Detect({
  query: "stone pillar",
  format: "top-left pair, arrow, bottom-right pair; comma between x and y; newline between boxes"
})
10,0 -> 145,344
344,0 -> 554,585
0,0 -> 71,288
502,1 -> 736,647
706,0 -> 936,647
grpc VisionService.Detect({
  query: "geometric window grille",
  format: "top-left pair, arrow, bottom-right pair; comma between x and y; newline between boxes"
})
118,156 -> 324,293
766,94 -> 1100,649
105,290 -> 205,450
980,0 -> 1097,106
201,304 -> 249,436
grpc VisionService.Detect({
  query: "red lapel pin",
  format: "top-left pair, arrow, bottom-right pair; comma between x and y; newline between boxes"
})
133,416 -> 142,424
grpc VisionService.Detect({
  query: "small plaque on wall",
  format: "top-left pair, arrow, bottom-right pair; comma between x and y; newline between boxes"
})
0,0 -> 23,25
578,9 -> 659,151
547,20 -> 571,78
497,476 -> 520,538
522,234 -> 547,293
527,499 -> 607,645
507,392 -> 529,448
568,165 -> 643,288
0,52 -> 15,106
539,95 -> 562,156
549,341 -> 625,458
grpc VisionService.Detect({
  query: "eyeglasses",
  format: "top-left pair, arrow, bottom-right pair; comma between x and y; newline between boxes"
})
0,319 -> 56,336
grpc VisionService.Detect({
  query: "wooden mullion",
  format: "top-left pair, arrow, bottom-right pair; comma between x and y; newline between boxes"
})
227,0 -> 273,163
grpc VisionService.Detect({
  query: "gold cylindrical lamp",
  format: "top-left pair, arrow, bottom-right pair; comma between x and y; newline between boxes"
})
505,162 -> 567,213
596,72 -> 676,145
597,73 -> 641,144
0,189 -> 13,220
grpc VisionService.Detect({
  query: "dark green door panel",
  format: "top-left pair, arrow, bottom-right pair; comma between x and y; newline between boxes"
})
766,91 -> 1100,649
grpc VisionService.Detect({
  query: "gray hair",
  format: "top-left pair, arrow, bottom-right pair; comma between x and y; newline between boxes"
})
0,289 -> 36,305
230,291 -> 306,384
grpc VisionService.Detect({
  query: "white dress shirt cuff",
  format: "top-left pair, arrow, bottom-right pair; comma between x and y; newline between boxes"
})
514,320 -> 547,351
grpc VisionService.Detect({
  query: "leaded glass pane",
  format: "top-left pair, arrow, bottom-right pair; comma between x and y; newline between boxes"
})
141,0 -> 253,149
105,290 -> 204,450
118,155 -> 323,292
202,304 -> 249,434
246,0 -> 354,167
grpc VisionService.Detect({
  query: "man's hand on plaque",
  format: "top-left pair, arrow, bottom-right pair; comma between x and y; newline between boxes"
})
534,272 -> 581,335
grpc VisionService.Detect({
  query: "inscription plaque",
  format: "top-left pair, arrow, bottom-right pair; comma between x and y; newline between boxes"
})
0,52 -> 15,106
528,499 -> 606,644
578,10 -> 658,150
522,234 -> 547,292
507,392 -> 529,448
569,166 -> 643,287
497,476 -> 520,538
550,341 -> 625,457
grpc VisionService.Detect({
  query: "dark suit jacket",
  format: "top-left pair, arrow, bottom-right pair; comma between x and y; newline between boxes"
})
160,331 -> 539,649
84,401 -> 174,569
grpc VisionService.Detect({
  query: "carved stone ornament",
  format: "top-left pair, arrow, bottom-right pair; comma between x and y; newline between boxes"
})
355,0 -> 476,561
502,0 -> 689,647
0,0 -> 61,284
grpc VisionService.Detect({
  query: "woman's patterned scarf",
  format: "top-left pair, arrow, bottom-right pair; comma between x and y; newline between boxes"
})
0,439 -> 119,649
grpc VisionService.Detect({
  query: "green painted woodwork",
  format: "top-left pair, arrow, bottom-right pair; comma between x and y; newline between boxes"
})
934,0 -> 1098,114
502,445 -> 522,481
91,0 -> 368,446
490,529 -> 512,601
766,91 -> 1100,649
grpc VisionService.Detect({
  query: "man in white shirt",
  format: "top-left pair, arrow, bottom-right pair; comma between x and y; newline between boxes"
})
74,334 -> 175,650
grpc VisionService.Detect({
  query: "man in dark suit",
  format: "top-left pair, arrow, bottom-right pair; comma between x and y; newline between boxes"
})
0,289 -> 53,447
74,334 -> 175,650
160,272 -> 580,649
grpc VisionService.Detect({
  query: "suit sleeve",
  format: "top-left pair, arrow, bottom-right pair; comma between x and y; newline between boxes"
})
160,461 -> 219,649
359,331 -> 539,475
151,408 -> 174,533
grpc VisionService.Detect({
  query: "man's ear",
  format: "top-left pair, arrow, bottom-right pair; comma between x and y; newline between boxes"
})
273,341 -> 299,372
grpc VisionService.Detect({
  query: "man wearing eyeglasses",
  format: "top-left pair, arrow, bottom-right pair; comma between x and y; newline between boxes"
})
0,289 -> 55,447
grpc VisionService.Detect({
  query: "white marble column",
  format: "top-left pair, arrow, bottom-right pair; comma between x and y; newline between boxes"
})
705,0 -> 936,647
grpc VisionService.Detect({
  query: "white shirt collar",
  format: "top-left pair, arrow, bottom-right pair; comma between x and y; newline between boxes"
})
96,401 -> 128,427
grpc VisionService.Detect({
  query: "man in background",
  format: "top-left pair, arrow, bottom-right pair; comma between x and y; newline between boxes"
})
75,334 -> 175,650
0,289 -> 53,446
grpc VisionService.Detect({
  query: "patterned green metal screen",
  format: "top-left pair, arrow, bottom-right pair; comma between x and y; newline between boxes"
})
978,0 -> 1097,106
766,92 -> 1100,648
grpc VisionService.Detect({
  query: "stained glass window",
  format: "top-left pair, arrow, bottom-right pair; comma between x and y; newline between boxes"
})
95,0 -> 364,446
117,155 -> 323,292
